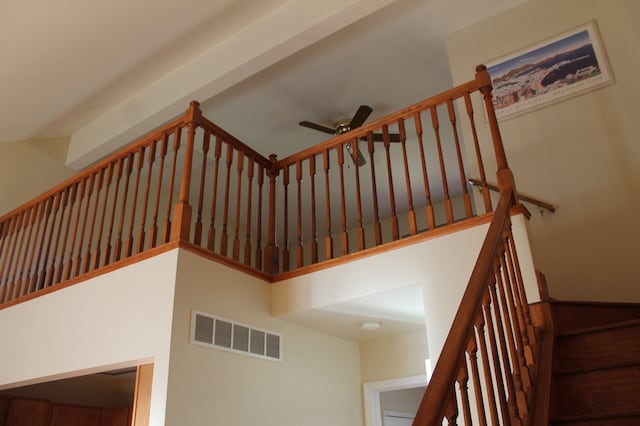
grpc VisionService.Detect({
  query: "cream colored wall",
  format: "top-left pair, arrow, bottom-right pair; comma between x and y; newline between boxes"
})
360,329 -> 428,384
446,0 -> 640,302
273,212 -> 538,361
166,249 -> 362,426
0,249 -> 179,425
0,138 -> 75,216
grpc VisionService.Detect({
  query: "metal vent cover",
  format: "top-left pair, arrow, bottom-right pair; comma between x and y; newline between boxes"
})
191,310 -> 282,362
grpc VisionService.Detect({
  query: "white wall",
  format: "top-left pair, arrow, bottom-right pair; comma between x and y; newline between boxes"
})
0,249 -> 178,425
272,212 -> 538,362
165,249 -> 363,426
446,0 -> 640,302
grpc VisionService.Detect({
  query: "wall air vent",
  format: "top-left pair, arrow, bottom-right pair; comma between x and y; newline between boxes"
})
191,310 -> 282,362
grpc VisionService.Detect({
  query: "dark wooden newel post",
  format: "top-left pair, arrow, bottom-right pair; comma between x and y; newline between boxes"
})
264,154 -> 280,274
171,101 -> 201,242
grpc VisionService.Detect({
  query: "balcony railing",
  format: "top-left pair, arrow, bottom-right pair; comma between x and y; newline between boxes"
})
0,65 -> 510,303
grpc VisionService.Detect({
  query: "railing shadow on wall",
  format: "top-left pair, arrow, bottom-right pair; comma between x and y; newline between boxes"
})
0,65 -> 510,304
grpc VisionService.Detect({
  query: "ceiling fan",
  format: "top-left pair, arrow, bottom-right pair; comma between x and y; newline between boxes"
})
299,105 -> 401,166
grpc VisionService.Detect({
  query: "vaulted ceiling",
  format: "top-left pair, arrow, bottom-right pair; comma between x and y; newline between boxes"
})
1,0 -> 526,168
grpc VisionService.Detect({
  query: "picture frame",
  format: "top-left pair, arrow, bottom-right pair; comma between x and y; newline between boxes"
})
485,20 -> 614,120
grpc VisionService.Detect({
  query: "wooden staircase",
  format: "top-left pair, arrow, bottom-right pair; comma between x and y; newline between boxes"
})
549,301 -> 640,425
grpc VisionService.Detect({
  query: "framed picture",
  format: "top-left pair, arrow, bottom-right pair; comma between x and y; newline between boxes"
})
486,21 -> 614,120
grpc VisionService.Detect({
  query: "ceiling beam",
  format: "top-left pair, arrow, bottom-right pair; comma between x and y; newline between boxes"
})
67,0 -> 398,170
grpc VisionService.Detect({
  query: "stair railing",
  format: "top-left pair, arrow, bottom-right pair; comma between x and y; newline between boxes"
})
413,187 -> 538,425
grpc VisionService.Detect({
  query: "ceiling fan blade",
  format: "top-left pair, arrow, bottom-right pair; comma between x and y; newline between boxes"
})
299,121 -> 336,135
369,133 -> 402,142
349,105 -> 373,129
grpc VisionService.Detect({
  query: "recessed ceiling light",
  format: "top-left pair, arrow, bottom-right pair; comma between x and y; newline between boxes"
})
361,321 -> 381,331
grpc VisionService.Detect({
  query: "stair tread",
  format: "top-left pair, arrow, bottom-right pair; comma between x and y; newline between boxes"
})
555,359 -> 640,376
551,408 -> 640,422
556,318 -> 640,338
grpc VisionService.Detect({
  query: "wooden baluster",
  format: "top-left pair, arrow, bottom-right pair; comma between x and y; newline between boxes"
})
323,149 -> 333,260
5,210 -> 29,300
2,213 -> 20,297
45,187 -> 70,287
398,119 -> 417,235
445,392 -> 459,426
74,173 -> 96,277
10,206 -> 36,298
382,125 -> 399,241
486,276 -> 519,425
447,99 -> 473,219
93,163 -> 114,270
507,230 -> 536,347
103,157 -> 125,266
478,295 -> 501,425
464,92 -> 492,213
54,182 -> 78,283
23,201 -> 47,295
194,130 -> 211,246
137,140 -> 157,253
457,362 -> 473,426
352,139 -> 365,251
308,155 -> 318,263
0,219 -> 11,297
263,154 -> 279,274
496,248 -> 530,419
126,147 -> 146,258
220,144 -> 233,256
32,195 -> 56,289
206,136 -> 223,251
337,144 -> 349,255
84,169 -> 105,272
163,128 -> 182,244
295,160 -> 303,268
0,215 -> 21,301
414,112 -> 436,229
244,157 -> 255,267
281,164 -> 290,271
467,334 -> 488,426
150,134 -> 169,248
255,164 -> 264,269
114,153 -> 135,261
367,133 -> 382,245
64,177 -> 87,281
431,106 -> 454,224
233,150 -> 245,261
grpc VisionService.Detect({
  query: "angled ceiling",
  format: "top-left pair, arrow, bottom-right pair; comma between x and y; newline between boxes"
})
1,0 -> 526,168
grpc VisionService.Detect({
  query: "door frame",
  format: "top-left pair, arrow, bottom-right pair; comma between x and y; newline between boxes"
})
363,372 -> 429,426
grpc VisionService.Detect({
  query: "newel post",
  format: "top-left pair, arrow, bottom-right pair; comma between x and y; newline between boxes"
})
170,101 -> 202,242
263,154 -> 280,274
476,65 -> 517,198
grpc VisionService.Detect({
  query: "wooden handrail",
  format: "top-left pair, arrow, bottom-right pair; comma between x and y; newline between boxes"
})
469,178 -> 556,213
413,189 -> 514,424
413,186 -> 540,425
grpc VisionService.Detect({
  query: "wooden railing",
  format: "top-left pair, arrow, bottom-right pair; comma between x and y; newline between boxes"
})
0,65 -> 516,305
412,187 -> 541,425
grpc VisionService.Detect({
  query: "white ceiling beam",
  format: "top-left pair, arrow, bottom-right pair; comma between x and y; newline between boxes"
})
67,0 -> 398,170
